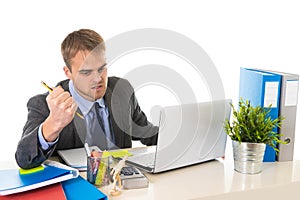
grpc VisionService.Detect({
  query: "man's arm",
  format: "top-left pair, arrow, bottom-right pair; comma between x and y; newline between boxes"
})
15,94 -> 56,169
112,77 -> 159,146
130,93 -> 158,146
15,87 -> 77,169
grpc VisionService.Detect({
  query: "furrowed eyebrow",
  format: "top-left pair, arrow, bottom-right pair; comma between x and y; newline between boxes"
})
79,69 -> 93,73
97,63 -> 107,73
98,63 -> 107,70
78,63 -> 107,74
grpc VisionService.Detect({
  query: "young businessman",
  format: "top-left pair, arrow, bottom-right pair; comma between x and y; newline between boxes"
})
15,29 -> 158,169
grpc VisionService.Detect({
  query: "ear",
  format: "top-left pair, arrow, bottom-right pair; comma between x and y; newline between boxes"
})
63,66 -> 72,79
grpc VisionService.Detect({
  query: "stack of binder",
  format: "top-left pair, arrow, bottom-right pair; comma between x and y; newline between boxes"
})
239,68 -> 299,162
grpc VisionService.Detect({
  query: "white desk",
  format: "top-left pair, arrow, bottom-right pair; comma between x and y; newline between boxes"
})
2,159 -> 300,200
96,158 -> 300,200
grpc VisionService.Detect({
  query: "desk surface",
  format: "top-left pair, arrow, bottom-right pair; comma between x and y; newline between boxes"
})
2,158 -> 300,200
83,158 -> 300,200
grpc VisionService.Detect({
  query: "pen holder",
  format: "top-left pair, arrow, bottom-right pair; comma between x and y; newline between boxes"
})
87,155 -> 110,186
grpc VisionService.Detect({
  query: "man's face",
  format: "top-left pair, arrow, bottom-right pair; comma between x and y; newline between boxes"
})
64,50 -> 108,101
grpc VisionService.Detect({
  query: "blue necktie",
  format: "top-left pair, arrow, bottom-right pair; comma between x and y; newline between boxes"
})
94,102 -> 115,148
86,103 -> 106,149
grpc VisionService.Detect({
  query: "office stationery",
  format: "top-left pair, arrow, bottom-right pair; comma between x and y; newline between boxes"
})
19,165 -> 44,175
61,176 -> 107,200
58,147 -> 131,171
239,68 -> 281,162
261,70 -> 299,161
89,151 -> 111,186
0,161 -> 78,196
41,81 -> 84,119
126,99 -> 232,173
120,166 -> 149,190
109,149 -> 132,158
0,183 -> 66,200
84,143 -> 91,157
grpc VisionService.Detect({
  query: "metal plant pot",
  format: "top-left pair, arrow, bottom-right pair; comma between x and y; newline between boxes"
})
232,140 -> 266,174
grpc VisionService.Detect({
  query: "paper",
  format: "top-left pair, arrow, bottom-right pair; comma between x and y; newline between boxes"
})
264,81 -> 279,108
109,150 -> 133,158
285,80 -> 299,106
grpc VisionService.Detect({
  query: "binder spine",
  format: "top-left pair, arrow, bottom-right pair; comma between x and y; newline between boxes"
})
277,76 -> 299,161
259,69 -> 299,161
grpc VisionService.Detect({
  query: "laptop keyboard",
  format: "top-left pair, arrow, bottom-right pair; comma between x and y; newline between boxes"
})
127,152 -> 155,168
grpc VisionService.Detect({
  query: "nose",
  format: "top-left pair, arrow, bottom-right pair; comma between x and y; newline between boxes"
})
93,69 -> 107,83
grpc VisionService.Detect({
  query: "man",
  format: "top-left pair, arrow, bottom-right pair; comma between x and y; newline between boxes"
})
15,29 -> 158,169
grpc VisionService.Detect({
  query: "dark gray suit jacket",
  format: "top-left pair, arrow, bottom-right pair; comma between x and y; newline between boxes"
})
15,77 -> 158,169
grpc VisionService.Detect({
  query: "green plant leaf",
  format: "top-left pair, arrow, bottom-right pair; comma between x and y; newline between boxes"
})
223,97 -> 286,151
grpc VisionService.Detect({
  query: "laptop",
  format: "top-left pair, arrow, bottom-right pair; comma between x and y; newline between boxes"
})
58,146 -> 101,171
126,99 -> 232,173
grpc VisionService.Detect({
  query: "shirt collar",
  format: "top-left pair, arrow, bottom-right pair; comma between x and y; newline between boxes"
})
68,80 -> 106,117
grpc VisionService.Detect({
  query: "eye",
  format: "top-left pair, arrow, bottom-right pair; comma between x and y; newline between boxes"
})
79,70 -> 92,76
98,67 -> 105,74
98,63 -> 107,74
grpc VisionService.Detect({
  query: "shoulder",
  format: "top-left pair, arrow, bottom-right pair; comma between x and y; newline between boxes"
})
106,77 -> 136,104
108,76 -> 133,91
27,93 -> 49,115
56,79 -> 70,91
28,94 -> 45,103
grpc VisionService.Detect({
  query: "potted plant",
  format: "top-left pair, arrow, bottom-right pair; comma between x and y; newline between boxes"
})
224,98 -> 285,174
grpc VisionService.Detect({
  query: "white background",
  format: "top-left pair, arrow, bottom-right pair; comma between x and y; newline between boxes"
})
0,0 -> 299,163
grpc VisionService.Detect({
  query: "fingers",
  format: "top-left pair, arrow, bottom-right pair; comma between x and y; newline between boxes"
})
49,86 -> 64,98
42,86 -> 79,141
46,86 -> 78,122
63,96 -> 77,112
49,87 -> 72,106
70,102 -> 78,115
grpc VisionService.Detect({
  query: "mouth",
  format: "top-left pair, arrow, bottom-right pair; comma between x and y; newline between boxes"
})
92,85 -> 103,90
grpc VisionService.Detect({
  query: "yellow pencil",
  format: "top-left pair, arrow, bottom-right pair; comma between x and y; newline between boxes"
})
41,81 -> 53,92
41,81 -> 84,119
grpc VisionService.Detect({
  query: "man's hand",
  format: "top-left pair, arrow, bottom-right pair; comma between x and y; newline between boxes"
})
42,86 -> 78,142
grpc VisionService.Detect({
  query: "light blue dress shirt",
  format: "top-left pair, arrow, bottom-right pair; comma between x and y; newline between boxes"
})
38,80 -> 115,150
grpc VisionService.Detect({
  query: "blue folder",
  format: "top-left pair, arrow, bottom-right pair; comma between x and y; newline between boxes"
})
62,176 -> 107,200
0,163 -> 107,199
239,68 -> 281,162
0,165 -> 76,196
